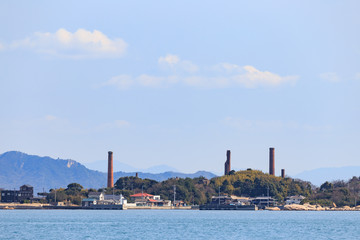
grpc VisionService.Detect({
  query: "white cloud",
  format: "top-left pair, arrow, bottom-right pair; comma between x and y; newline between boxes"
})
106,56 -> 298,89
158,54 -> 180,66
10,28 -> 127,59
355,73 -> 360,80
105,75 -> 133,90
319,72 -> 340,82
45,115 -> 57,121
113,120 -> 130,128
215,63 -> 298,88
98,120 -> 130,130
158,54 -> 198,73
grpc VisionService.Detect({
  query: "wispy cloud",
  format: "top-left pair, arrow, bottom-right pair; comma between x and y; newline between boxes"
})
98,120 -> 130,131
9,28 -> 127,59
319,72 -> 340,82
158,54 -> 198,73
106,55 -> 298,90
44,115 -> 57,121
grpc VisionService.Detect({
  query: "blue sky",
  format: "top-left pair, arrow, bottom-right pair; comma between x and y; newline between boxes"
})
0,1 -> 359,176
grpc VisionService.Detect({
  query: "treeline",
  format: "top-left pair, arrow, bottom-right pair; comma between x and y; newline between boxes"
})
211,169 -> 312,201
114,176 -> 215,205
42,171 -> 360,207
305,176 -> 360,207
114,169 -> 312,204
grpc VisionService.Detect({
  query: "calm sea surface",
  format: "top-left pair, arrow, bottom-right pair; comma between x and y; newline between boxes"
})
0,210 -> 359,240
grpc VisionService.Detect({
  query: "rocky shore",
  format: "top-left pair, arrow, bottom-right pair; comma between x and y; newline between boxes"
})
266,203 -> 360,211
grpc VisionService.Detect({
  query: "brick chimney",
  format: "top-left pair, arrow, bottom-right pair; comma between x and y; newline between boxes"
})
107,151 -> 114,188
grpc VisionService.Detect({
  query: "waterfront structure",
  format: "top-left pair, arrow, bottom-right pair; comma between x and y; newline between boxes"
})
210,195 -> 251,206
285,195 -> 305,205
200,195 -> 257,210
251,196 -> 276,208
130,193 -> 171,207
224,150 -> 231,175
88,192 -> 105,201
82,198 -> 97,207
173,200 -> 185,207
269,148 -> 275,176
0,185 -> 33,203
107,151 -> 114,188
82,192 -> 127,207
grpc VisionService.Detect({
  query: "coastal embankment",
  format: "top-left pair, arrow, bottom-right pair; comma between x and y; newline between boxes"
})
266,203 -> 360,211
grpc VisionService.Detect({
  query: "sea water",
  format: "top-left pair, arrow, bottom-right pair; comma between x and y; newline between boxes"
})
0,210 -> 359,240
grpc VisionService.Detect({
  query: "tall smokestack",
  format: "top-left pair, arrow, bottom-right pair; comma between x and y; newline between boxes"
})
281,169 -> 285,178
224,150 -> 231,175
269,148 -> 275,176
107,151 -> 114,188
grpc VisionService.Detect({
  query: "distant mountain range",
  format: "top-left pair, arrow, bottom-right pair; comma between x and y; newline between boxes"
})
294,166 -> 360,186
0,151 -> 216,194
84,160 -> 179,173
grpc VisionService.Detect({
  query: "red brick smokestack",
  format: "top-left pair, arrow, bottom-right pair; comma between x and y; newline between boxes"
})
281,169 -> 285,178
107,151 -> 114,188
269,148 -> 275,176
224,150 -> 231,175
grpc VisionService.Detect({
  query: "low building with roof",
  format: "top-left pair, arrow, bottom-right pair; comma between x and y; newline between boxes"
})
285,195 -> 305,205
130,192 -> 171,207
82,193 -> 127,207
251,197 -> 276,208
0,185 -> 33,203
88,192 -> 104,201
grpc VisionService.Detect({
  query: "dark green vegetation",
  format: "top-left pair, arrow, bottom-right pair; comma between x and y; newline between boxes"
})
213,170 -> 312,201
115,176 -> 215,205
113,170 -> 312,204
305,177 -> 360,207
45,183 -> 85,205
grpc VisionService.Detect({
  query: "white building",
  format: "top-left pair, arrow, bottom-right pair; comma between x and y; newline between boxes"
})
285,195 -> 305,205
88,192 -> 105,201
104,194 -> 127,205
83,192 -> 127,206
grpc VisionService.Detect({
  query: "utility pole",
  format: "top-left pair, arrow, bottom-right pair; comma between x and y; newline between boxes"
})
142,185 -> 144,205
173,185 -> 176,207
218,186 -> 221,205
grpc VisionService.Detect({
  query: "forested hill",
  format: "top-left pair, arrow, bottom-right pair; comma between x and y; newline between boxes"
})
113,170 -> 313,204
213,170 -> 312,201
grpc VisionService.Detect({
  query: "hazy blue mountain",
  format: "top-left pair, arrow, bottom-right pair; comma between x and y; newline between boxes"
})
84,160 -> 139,173
0,151 -> 216,194
0,151 -> 105,194
142,165 -> 179,173
84,161 -> 179,174
295,166 -> 360,186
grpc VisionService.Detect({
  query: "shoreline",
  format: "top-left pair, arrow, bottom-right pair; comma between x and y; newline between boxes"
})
1,203 -> 360,211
